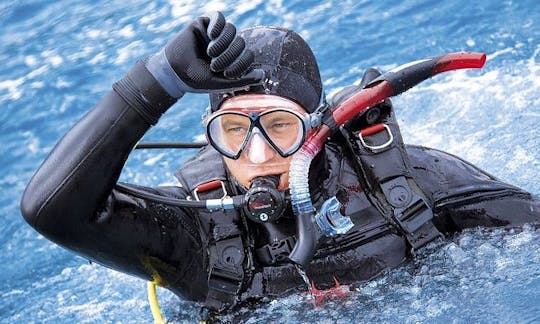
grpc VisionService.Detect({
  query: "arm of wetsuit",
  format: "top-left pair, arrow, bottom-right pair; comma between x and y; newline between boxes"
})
20,12 -> 261,286
406,145 -> 540,233
21,72 -> 206,295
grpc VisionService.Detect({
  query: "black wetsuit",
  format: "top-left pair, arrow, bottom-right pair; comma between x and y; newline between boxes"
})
20,65 -> 540,311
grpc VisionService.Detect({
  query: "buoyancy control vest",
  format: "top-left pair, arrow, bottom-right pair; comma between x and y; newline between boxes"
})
174,103 -> 442,311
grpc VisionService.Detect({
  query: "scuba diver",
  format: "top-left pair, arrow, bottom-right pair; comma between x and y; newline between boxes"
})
20,11 -> 540,319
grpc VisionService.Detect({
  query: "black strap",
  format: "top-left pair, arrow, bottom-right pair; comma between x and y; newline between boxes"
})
174,147 -> 250,312
380,176 -> 442,251
205,224 -> 245,311
341,107 -> 442,253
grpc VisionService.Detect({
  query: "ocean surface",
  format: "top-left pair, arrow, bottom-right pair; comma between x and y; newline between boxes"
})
2,0 -> 540,322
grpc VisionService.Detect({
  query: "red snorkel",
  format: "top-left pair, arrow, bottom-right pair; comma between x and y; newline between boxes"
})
288,52 -> 487,268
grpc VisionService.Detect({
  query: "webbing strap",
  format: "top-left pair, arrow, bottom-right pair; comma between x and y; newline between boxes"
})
342,107 -> 442,253
380,176 -> 443,251
204,227 -> 245,311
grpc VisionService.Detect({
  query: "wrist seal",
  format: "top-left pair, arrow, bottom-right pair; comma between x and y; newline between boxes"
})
113,60 -> 177,125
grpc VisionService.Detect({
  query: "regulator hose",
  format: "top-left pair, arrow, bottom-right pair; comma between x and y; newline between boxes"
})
288,52 -> 487,268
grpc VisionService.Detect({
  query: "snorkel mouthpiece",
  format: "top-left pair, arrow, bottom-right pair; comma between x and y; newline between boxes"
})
316,197 -> 355,236
288,52 -> 487,268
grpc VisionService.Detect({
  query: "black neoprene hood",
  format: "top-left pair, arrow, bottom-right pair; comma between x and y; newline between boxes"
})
209,26 -> 323,113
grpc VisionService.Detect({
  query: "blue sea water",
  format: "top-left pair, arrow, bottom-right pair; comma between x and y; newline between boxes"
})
1,0 -> 540,322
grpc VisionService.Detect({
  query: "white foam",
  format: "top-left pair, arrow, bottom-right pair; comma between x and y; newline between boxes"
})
193,133 -> 206,142
89,52 -> 106,65
506,145 -> 534,172
24,55 -> 38,67
114,40 -> 144,65
0,77 -> 24,100
170,0 -> 195,18
41,49 -> 64,67
143,152 -> 165,166
86,29 -> 105,39
444,242 -> 469,264
48,55 -> 63,67
27,137 -> 40,154
30,81 -> 44,89
233,0 -> 264,15
2,289 -> 25,297
26,65 -> 48,79
117,24 -> 135,38
202,1 -> 229,13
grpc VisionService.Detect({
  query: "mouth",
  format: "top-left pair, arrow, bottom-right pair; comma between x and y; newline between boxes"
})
248,172 -> 289,190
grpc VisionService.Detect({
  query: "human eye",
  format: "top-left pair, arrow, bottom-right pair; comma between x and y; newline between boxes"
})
271,120 -> 294,130
227,125 -> 248,135
220,115 -> 250,136
265,115 -> 298,133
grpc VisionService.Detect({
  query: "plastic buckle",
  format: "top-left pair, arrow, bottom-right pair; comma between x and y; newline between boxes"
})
393,197 -> 433,234
357,123 -> 393,152
256,236 -> 296,265
193,180 -> 228,201
205,270 -> 242,311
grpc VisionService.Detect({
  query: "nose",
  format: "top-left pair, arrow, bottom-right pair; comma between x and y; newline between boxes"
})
245,129 -> 276,164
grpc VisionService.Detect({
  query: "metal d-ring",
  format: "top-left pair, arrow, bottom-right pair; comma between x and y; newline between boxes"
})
358,124 -> 394,152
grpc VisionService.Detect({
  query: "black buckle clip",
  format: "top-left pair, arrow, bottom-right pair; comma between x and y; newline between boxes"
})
255,236 -> 296,265
205,235 -> 245,311
208,266 -> 243,294
381,176 -> 433,234
394,197 -> 432,234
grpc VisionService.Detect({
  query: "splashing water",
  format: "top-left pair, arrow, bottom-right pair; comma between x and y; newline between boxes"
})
294,263 -> 314,298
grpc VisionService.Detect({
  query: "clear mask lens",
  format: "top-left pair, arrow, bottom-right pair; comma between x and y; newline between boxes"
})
206,109 -> 307,159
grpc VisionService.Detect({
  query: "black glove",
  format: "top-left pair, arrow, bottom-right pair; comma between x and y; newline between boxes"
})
146,12 -> 264,98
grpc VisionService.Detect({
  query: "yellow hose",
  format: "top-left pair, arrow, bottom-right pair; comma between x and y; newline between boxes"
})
147,281 -> 165,324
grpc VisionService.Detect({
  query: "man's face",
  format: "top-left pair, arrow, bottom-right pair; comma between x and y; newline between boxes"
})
210,94 -> 309,190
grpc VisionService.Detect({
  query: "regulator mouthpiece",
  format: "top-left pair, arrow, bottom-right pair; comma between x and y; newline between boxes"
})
243,176 -> 287,223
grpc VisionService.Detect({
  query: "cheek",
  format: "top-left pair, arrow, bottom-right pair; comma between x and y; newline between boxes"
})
223,157 -> 243,178
223,157 -> 254,188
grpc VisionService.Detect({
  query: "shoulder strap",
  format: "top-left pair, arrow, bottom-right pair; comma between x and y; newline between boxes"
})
340,105 -> 443,253
175,146 -> 229,195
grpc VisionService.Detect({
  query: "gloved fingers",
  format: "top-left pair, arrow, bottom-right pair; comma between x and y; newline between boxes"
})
206,11 -> 226,40
195,16 -> 211,41
153,10 -> 263,95
164,16 -> 210,62
207,23 -> 237,58
210,36 -> 246,72
223,49 -> 253,78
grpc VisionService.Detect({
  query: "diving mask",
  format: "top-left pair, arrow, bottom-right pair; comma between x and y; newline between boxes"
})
205,107 -> 318,159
